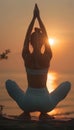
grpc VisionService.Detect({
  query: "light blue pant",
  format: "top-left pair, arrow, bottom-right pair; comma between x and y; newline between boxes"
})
5,80 -> 71,113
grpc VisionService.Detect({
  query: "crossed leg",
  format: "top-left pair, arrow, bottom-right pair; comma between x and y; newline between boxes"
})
39,81 -> 71,120
5,79 -> 31,119
50,81 -> 71,106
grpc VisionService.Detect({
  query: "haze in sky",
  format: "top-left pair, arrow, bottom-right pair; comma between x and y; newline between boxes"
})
0,0 -> 74,73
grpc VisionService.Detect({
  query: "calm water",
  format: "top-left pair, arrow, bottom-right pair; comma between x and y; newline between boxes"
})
0,71 -> 74,118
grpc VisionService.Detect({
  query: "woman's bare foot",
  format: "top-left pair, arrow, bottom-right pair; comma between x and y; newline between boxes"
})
17,112 -> 31,120
39,113 -> 54,120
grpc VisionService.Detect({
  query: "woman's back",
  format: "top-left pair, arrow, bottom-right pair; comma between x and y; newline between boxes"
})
24,52 -> 49,88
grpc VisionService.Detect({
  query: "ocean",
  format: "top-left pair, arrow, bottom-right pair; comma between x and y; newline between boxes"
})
0,71 -> 74,118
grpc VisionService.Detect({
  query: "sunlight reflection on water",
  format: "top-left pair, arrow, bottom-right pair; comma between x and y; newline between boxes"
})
47,72 -> 60,116
47,72 -> 58,92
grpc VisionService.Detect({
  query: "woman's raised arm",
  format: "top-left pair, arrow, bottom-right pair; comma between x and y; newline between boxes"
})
22,7 -> 36,59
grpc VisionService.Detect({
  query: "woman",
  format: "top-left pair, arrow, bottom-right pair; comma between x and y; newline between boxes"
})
6,4 -> 71,120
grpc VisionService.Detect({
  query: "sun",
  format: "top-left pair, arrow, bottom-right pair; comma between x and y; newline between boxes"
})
48,38 -> 55,46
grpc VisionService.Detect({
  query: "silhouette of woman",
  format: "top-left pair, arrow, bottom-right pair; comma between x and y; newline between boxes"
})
6,4 -> 71,119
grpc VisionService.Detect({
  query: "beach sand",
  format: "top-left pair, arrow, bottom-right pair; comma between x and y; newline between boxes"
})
0,114 -> 74,130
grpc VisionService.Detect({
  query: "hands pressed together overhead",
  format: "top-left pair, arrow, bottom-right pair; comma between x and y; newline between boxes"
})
33,4 -> 40,19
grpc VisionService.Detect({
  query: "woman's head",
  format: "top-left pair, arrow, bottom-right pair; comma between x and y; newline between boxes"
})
30,27 -> 44,49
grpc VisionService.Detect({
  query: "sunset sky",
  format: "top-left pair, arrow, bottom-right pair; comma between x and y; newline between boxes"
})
0,0 -> 74,73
